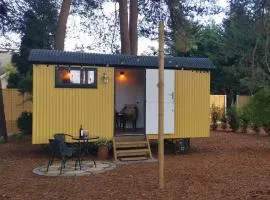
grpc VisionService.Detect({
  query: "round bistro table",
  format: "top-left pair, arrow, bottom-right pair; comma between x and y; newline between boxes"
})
72,136 -> 99,167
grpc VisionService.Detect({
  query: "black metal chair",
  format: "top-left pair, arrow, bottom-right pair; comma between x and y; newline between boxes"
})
119,105 -> 138,131
47,138 -> 82,175
54,133 -> 74,146
54,133 -> 96,168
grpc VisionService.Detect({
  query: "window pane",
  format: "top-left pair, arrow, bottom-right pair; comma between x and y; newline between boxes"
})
87,70 -> 94,84
58,68 -> 71,84
56,67 -> 97,88
70,70 -> 81,84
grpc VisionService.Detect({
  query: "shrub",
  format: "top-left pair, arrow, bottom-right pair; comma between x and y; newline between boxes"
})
17,111 -> 32,135
241,117 -> 249,134
241,87 -> 270,135
220,110 -> 227,130
0,136 -> 5,144
227,106 -> 240,132
18,73 -> 33,95
210,104 -> 222,130
239,107 -> 251,134
263,124 -> 270,135
253,123 -> 260,135
7,72 -> 21,88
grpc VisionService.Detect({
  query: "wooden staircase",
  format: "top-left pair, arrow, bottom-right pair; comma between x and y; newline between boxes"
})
113,134 -> 152,161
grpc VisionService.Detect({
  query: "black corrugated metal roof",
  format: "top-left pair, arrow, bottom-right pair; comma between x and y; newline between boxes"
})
28,49 -> 215,70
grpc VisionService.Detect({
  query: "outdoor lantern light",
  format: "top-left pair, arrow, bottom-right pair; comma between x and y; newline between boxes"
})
102,72 -> 109,84
119,71 -> 126,80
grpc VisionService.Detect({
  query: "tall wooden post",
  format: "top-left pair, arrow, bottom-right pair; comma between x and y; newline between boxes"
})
0,81 -> 7,142
158,21 -> 165,189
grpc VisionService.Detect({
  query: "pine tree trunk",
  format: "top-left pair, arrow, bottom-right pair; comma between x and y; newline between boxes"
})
55,0 -> 72,50
129,0 -> 138,55
119,0 -> 130,55
0,80 -> 7,142
165,0 -> 188,54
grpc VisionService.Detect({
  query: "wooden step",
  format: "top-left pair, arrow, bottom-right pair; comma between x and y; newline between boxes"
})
120,156 -> 149,161
116,148 -> 149,157
113,136 -> 152,160
115,141 -> 147,148
114,135 -> 146,142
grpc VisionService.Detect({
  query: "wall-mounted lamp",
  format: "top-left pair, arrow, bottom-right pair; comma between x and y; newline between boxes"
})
119,71 -> 125,80
102,72 -> 109,84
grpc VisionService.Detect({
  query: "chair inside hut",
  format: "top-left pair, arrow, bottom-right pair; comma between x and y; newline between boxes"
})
115,68 -> 145,135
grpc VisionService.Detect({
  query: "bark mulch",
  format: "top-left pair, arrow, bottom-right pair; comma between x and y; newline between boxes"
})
1,132 -> 270,200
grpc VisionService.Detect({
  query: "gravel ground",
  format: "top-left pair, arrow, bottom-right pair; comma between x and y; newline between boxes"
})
1,131 -> 270,200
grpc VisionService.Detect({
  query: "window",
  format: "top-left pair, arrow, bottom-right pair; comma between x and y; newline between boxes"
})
55,66 -> 97,88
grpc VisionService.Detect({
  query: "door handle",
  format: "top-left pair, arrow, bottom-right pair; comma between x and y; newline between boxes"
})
170,92 -> 174,100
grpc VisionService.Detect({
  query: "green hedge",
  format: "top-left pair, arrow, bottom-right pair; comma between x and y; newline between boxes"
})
17,111 -> 32,135
241,87 -> 270,134
227,106 -> 240,132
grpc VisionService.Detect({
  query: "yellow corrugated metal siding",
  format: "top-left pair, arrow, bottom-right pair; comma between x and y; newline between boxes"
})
33,65 -> 114,144
148,70 -> 210,139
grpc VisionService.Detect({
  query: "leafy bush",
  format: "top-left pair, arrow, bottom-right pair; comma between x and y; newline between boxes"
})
18,73 -> 33,95
17,111 -> 32,134
239,107 -> 251,134
210,104 -> 222,130
253,123 -> 260,135
227,106 -> 240,132
220,109 -> 227,130
241,87 -> 270,135
241,116 -> 249,134
0,136 -> 5,144
7,72 -> 21,88
263,124 -> 270,134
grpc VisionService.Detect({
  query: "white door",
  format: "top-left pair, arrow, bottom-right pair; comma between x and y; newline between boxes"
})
146,69 -> 175,134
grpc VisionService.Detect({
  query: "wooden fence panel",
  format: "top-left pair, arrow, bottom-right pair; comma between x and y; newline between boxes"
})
236,95 -> 251,109
210,95 -> 226,109
2,89 -> 32,134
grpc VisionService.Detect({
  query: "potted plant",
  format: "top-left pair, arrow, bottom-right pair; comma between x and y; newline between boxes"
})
96,139 -> 112,160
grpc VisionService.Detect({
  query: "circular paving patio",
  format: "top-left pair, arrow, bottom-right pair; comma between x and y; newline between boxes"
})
33,160 -> 116,177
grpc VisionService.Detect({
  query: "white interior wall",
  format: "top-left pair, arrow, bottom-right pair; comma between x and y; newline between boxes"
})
115,69 -> 145,128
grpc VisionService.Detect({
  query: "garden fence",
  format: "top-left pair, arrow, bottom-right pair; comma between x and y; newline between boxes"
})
236,95 -> 251,109
210,95 -> 226,110
3,89 -> 32,134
